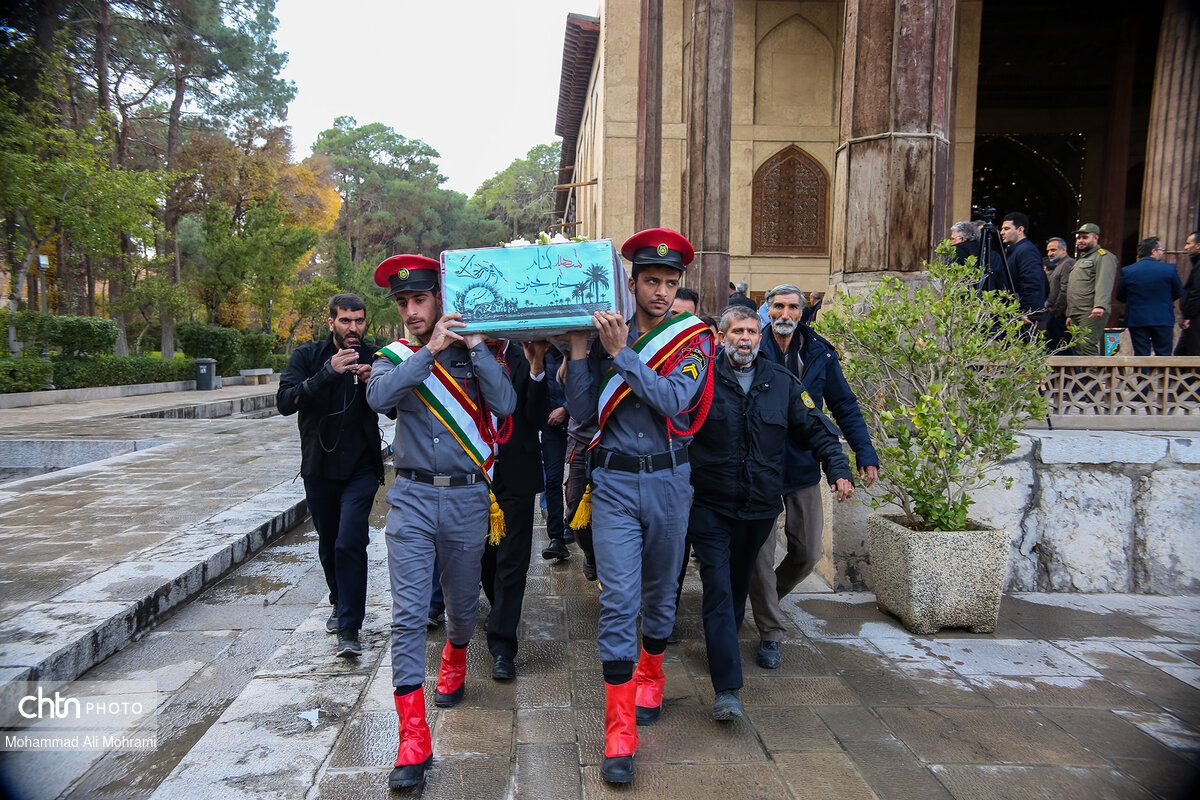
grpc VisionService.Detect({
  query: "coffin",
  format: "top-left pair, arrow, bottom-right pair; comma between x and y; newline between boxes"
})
440,240 -> 633,338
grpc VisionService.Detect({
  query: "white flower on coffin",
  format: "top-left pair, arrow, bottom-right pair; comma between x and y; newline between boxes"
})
502,236 -> 533,248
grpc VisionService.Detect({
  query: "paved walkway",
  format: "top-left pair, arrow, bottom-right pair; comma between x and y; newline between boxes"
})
0,388 -> 1198,800
0,385 -> 308,711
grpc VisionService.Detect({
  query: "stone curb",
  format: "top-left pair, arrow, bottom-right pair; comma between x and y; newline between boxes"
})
0,490 -> 307,725
0,374 -> 279,410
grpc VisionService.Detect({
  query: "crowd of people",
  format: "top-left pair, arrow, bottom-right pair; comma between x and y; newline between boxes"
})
275,217 -> 1200,789
276,227 -> 876,790
951,215 -> 1200,357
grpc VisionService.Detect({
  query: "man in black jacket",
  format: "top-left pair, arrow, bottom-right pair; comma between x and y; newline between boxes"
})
480,339 -> 551,680
277,293 -> 383,658
688,305 -> 854,721
999,212 -> 1048,326
1177,231 -> 1200,356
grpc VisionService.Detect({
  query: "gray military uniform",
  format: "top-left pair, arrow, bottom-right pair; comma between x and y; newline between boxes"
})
367,341 -> 516,688
566,319 -> 709,663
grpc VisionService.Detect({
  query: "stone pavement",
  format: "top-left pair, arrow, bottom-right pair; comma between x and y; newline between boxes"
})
0,384 -> 311,717
141,527 -> 1200,800
0,388 -> 1198,800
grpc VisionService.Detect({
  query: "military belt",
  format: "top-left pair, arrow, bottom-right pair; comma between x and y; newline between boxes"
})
396,469 -> 482,487
590,446 -> 689,474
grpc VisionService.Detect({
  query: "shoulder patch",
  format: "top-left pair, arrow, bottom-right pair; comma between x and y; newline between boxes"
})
801,390 -> 816,409
681,363 -> 699,380
1098,248 -> 1107,255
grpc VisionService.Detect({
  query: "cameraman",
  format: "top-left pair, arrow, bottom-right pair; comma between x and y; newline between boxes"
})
277,293 -> 383,659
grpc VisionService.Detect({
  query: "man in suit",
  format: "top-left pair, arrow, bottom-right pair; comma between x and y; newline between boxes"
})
1176,231 -> 1200,356
481,338 -> 551,679
1117,236 -> 1183,356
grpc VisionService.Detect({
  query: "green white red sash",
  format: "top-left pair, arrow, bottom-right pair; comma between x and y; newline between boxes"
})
589,311 -> 711,449
377,340 -> 496,480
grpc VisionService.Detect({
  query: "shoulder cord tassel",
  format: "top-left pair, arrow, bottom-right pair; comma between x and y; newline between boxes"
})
487,490 -> 505,545
569,484 -> 592,530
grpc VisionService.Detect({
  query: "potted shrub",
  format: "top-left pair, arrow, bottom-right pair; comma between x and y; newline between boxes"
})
814,242 -> 1060,634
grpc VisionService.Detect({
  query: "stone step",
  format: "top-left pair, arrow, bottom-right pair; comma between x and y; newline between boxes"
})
0,487 -> 307,726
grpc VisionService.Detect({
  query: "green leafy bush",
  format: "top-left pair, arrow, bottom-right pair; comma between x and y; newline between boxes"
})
239,331 -> 276,369
814,242 -> 1057,531
176,323 -> 241,376
11,310 -> 59,352
51,355 -> 196,390
52,315 -> 119,355
0,357 -> 53,392
268,353 -> 290,374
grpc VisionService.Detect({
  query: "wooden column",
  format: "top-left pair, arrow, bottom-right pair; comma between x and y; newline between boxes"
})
686,0 -> 733,314
832,0 -> 957,277
1098,3 -> 1140,259
635,0 -> 663,230
1141,0 -> 1200,277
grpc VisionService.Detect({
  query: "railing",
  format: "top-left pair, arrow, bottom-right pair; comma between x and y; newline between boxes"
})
1045,356 -> 1200,429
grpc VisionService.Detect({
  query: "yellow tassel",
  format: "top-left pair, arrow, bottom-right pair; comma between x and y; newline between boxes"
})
487,491 -> 505,545
569,484 -> 592,531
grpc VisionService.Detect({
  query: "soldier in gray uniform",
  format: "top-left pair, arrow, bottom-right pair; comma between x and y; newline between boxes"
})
565,227 -> 713,785
365,254 -> 517,790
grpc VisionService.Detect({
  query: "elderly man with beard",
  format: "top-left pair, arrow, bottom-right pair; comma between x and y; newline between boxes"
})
749,284 -> 879,669
688,305 -> 854,720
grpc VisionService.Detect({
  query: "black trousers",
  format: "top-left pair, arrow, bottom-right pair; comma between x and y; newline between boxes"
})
304,469 -> 377,633
480,492 -> 536,658
688,505 -> 777,692
1129,325 -> 1173,356
541,427 -> 568,541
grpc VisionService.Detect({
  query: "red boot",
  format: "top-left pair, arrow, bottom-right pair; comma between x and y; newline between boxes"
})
634,648 -> 665,725
388,687 -> 432,789
601,679 -> 638,784
434,641 -> 466,707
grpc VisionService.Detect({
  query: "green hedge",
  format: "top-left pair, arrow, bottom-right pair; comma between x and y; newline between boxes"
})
0,311 -> 119,355
268,353 -> 290,374
50,355 -> 196,390
176,323 -> 241,376
54,315 -> 120,355
0,357 -> 54,393
240,331 -> 276,369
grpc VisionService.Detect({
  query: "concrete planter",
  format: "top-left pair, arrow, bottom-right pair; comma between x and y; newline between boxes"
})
867,513 -> 1009,635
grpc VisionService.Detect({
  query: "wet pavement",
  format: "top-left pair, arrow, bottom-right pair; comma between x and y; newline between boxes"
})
0,388 -> 1198,800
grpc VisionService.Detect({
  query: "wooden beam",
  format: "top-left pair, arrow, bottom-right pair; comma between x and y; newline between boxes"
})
635,0 -> 663,229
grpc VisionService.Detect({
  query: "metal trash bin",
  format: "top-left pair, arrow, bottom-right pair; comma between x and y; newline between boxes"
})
194,358 -> 217,391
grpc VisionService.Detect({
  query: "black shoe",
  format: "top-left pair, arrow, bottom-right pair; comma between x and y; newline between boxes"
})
491,654 -> 516,681
562,529 -> 575,544
325,610 -> 338,635
434,684 -> 464,708
756,640 -> 781,669
388,756 -> 432,789
712,689 -> 743,721
427,609 -> 444,629
635,703 -> 661,725
541,539 -> 570,560
601,754 -> 635,784
582,555 -> 597,581
336,630 -> 361,658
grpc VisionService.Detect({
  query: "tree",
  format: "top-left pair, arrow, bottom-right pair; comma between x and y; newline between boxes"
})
471,142 -> 561,238
0,84 -> 168,352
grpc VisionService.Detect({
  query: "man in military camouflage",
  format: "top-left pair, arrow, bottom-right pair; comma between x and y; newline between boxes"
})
1065,223 -> 1118,355
564,228 -> 713,785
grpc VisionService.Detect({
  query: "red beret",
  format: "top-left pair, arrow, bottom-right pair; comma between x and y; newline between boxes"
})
620,228 -> 695,269
374,254 -> 440,297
